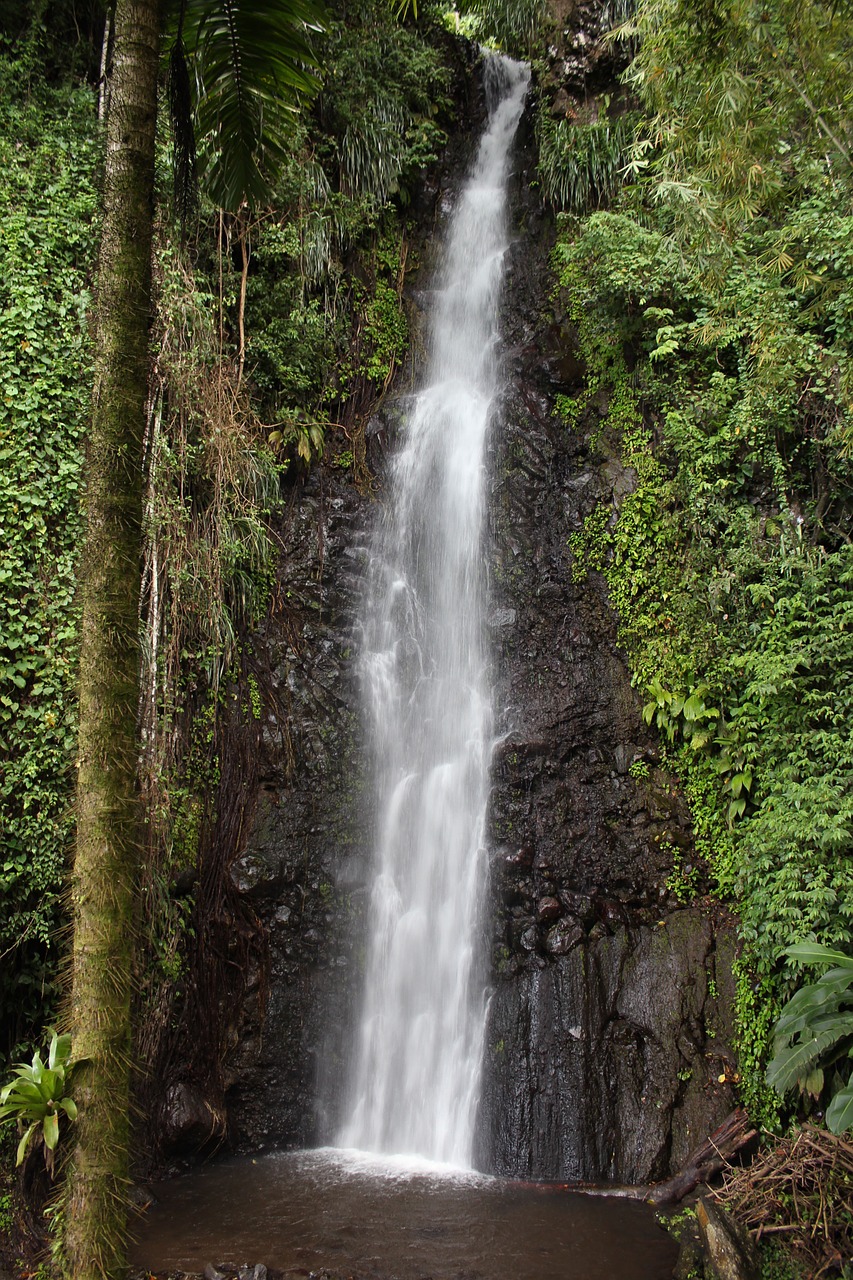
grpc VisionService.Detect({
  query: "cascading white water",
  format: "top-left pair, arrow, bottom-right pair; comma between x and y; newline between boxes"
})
338,55 -> 530,1167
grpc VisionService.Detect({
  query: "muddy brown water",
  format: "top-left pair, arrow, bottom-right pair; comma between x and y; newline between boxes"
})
132,1149 -> 677,1279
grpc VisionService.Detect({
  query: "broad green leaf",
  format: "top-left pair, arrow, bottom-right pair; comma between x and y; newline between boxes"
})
16,1122 -> 37,1166
42,1110 -> 59,1151
800,1067 -> 823,1099
48,1033 -> 71,1072
766,1027 -> 843,1093
826,1078 -> 853,1134
775,991 -> 843,1040
58,1097 -> 77,1120
682,693 -> 704,720
786,942 -> 853,969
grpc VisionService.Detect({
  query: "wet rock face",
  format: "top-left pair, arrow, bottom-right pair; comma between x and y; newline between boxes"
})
477,912 -> 737,1182
219,471 -> 373,1153
472,107 -> 738,1181
544,0 -> 632,98
216,70 -> 738,1178
217,85 -> 489,1155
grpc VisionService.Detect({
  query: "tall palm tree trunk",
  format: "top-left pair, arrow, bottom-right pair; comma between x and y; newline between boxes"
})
64,2 -> 161,1274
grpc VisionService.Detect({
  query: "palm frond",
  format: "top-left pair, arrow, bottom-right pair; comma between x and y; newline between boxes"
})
463,0 -> 546,52
181,0 -> 327,212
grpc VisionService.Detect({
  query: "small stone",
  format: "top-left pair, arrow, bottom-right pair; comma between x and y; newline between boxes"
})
520,925 -> 539,952
545,917 -> 583,955
536,896 -> 561,923
559,890 -> 594,923
600,899 -> 626,931
203,1266 -> 226,1280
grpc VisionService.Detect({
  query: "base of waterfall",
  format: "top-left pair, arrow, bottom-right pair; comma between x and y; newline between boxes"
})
131,1147 -> 677,1279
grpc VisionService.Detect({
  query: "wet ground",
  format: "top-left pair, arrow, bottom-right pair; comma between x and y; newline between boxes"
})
132,1148 -> 677,1279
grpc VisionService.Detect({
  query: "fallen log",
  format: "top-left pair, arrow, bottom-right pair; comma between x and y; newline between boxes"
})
647,1108 -> 757,1206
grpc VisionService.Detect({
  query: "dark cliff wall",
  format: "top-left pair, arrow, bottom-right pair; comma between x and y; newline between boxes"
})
471,98 -> 738,1183
169,58 -> 739,1184
180,105 -> 490,1158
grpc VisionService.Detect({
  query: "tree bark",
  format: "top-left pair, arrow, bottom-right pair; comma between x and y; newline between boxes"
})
65,2 -> 160,1275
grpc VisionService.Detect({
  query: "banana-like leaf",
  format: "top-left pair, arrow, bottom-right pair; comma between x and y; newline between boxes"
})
826,1077 -> 853,1134
766,1027 -> 844,1093
775,983 -> 845,1037
773,988 -> 840,1039
821,966 -> 853,990
786,942 -> 853,969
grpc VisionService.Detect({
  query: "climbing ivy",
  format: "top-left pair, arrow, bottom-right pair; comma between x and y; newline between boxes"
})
0,61 -> 99,1058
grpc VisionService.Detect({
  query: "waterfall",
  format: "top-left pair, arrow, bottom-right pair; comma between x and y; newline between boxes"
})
338,55 -> 529,1167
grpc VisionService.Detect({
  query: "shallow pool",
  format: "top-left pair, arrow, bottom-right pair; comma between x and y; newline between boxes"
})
132,1147 -> 678,1279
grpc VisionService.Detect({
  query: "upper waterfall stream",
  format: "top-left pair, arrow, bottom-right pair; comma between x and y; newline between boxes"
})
338,55 -> 530,1165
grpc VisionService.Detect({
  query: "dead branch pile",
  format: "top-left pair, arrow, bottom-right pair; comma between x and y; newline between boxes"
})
712,1125 -> 853,1278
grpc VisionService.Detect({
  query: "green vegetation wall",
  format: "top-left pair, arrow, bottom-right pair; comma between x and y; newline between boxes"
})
531,0 -> 853,1121
0,61 -> 99,1056
0,0 -> 470,1083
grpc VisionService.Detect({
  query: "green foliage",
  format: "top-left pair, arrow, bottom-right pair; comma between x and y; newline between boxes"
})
453,0 -> 547,55
0,1032 -> 76,1171
0,0 -> 104,86
756,1239 -> 808,1280
361,276 -> 409,385
642,679 -> 720,752
537,109 -> 636,213
168,0 -> 326,212
767,943 -> 853,1134
319,2 -> 454,206
618,0 -> 853,281
664,845 -> 700,905
0,61 -> 99,1059
552,4 -> 853,1111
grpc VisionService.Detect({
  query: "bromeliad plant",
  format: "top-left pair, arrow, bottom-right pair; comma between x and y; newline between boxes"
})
0,1031 -> 77,1172
766,943 -> 853,1135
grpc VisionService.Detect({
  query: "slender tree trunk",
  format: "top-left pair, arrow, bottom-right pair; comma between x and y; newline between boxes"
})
65,2 -> 160,1275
